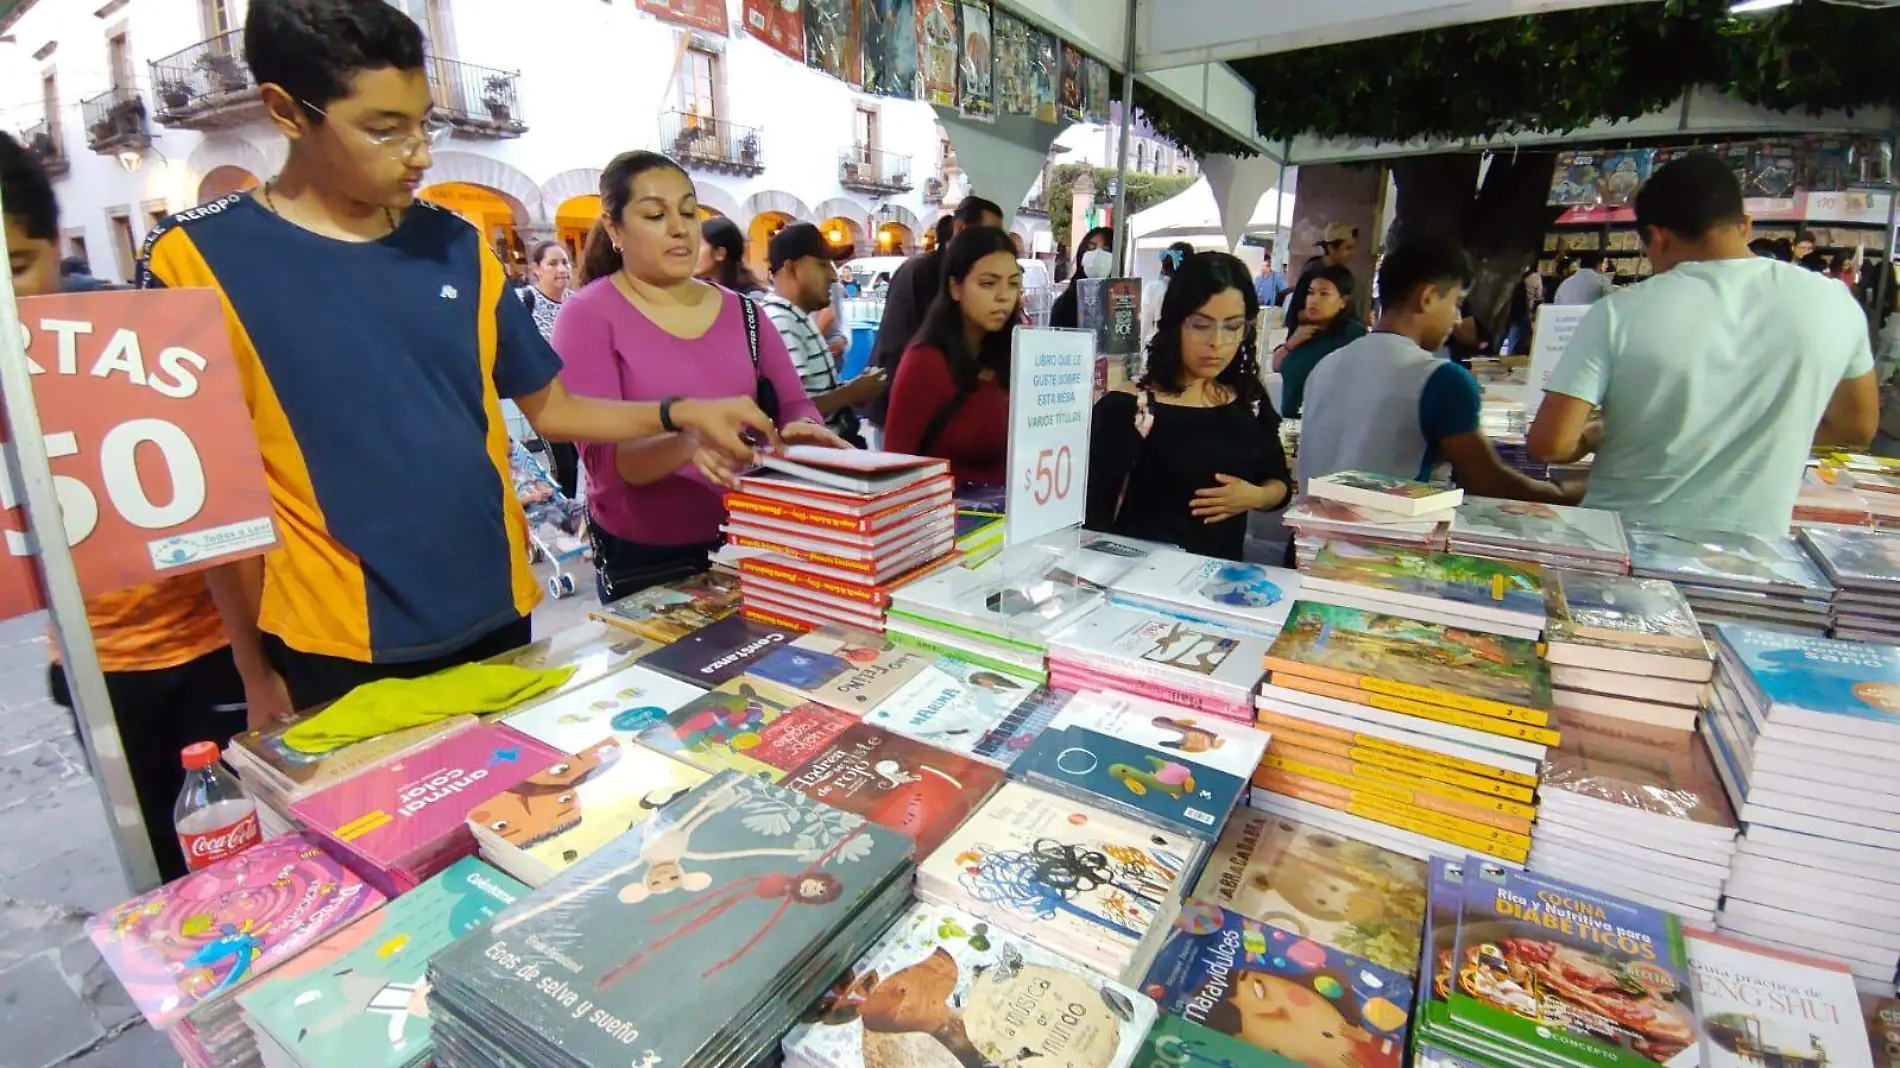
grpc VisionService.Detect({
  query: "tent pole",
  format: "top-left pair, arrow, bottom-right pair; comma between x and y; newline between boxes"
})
1877,122 -> 1898,338
1110,0 -> 1138,273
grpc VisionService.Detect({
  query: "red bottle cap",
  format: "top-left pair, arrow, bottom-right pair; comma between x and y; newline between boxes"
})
180,741 -> 221,770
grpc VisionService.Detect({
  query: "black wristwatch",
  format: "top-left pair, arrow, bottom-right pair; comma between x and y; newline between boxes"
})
659,395 -> 682,433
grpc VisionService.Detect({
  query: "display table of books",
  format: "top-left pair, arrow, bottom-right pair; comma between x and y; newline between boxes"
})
81,460 -> 1900,1068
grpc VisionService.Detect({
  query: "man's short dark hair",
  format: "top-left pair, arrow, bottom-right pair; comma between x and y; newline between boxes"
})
0,133 -> 58,240
1577,251 -> 1604,271
245,0 -> 427,116
1377,237 -> 1472,309
1634,154 -> 1745,241
1796,229 -> 1818,245
954,196 -> 1004,225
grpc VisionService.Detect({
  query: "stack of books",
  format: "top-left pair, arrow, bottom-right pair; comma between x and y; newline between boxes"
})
779,721 -> 1005,857
289,723 -> 561,896
781,901 -> 1156,1068
954,505 -> 1006,567
1256,601 -> 1555,867
1108,547 -> 1303,640
635,676 -> 855,782
225,715 -> 477,835
1544,570 -> 1713,730
1795,470 -> 1874,527
863,669 -> 1074,769
746,623 -> 933,716
426,773 -> 916,1068
1306,469 -> 1464,518
1705,623 -> 1900,994
1413,858 -> 1698,1068
1800,525 -> 1900,642
238,857 -> 525,1068
1009,689 -> 1269,838
594,571 -> 743,643
1044,603 -> 1271,721
1284,496 -> 1447,570
1188,808 -> 1429,976
1447,497 -> 1630,575
1300,542 -> 1547,640
1628,524 -> 1836,635
1684,929 -> 1878,1068
86,834 -> 385,1068
723,448 -> 958,631
916,781 -> 1202,984
1141,904 -> 1414,1068
467,738 -> 708,886
886,534 -> 1152,680
1534,709 -> 1738,925
499,663 -> 706,753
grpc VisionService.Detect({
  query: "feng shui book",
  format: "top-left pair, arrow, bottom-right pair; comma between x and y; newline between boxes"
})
782,722 -> 1005,857
499,664 -> 705,754
636,676 -> 857,781
748,623 -> 934,714
1685,928 -> 1874,1068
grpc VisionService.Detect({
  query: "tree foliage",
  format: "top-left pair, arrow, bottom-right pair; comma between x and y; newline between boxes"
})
1042,163 -> 1197,255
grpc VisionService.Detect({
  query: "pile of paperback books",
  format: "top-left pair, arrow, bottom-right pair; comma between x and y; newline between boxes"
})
427,773 -> 915,1068
1107,546 -> 1302,640
1542,571 -> 1712,730
1044,602 -> 1269,720
1629,524 -> 1836,635
1799,524 -> 1900,642
1446,497 -> 1630,575
224,715 -> 477,836
1287,469 -> 1462,568
1300,541 -> 1547,640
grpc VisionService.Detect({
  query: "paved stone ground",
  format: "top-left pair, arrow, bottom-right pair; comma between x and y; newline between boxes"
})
0,564 -> 597,1067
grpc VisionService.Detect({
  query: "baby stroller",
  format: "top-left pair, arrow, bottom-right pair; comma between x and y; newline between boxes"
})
509,437 -> 588,598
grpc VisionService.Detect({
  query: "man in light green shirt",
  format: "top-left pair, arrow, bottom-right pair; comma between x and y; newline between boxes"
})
1529,155 -> 1878,538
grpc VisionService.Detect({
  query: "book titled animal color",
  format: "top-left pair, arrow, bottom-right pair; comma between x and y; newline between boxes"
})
783,723 -> 1005,857
499,664 -> 705,754
748,623 -> 934,713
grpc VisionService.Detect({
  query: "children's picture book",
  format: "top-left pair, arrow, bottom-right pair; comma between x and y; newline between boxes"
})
783,722 -> 1005,857
1448,859 -> 1695,1067
1140,903 -> 1413,1068
238,857 -> 524,1068
593,572 -> 741,643
87,834 -> 385,1029
636,676 -> 857,781
1539,710 -> 1737,834
499,664 -> 706,754
1189,810 -> 1428,974
1265,601 -> 1554,721
1685,928 -> 1874,1068
864,654 -> 1040,748
638,614 -> 795,687
784,901 -> 1157,1068
1450,498 -> 1628,560
1304,542 -> 1546,618
1027,24 -> 1058,121
228,716 -> 477,803
1010,716 -> 1247,839
1306,471 -> 1462,517
1112,550 -> 1302,638
1715,623 -> 1900,741
1062,690 -> 1270,780
944,684 -> 1073,767
290,725 -> 563,888
1549,150 -> 1606,206
748,624 -> 935,714
1627,526 -> 1832,593
1594,148 -> 1656,207
1546,571 -> 1706,652
467,739 -> 710,885
429,773 -> 914,1068
1130,1016 -> 1284,1068
742,0 -> 804,62
916,781 -> 1196,977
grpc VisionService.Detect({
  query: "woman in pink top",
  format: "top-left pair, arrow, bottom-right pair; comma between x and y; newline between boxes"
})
553,151 -> 840,599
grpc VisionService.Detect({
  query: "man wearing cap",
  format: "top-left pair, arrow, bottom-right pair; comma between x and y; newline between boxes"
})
761,223 -> 888,447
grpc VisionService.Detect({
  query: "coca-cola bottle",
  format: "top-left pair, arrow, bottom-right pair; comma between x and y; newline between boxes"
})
174,742 -> 261,873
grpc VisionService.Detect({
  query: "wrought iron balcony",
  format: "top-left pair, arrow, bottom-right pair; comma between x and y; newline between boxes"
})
150,28 -> 258,129
1019,193 -> 1050,216
22,118 -> 69,177
839,146 -> 912,195
429,56 -> 525,139
661,111 -> 763,176
81,87 -> 150,154
922,174 -> 946,203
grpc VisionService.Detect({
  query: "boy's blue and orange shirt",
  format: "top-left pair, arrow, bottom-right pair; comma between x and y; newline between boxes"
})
139,194 -> 561,664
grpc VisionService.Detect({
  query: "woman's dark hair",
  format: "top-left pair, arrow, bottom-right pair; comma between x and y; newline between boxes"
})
1283,263 -> 1356,331
528,240 -> 564,266
578,150 -> 690,286
700,216 -> 763,293
245,0 -> 425,115
1049,226 -> 1114,327
0,132 -> 58,240
1799,250 -> 1829,273
1160,240 -> 1194,279
1142,251 -> 1262,403
913,226 -> 1020,391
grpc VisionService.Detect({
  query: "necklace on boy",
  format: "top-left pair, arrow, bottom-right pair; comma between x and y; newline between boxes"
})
260,181 -> 399,236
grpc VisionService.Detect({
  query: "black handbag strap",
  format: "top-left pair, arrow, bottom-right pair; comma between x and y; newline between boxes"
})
916,382 -> 975,457
738,294 -> 780,423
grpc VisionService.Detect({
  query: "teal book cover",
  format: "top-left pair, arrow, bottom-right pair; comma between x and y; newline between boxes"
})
429,772 -> 913,1067
239,857 -> 525,1066
1011,724 -> 1243,838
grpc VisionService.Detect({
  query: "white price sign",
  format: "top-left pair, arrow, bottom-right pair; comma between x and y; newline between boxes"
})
1005,327 -> 1095,546
1526,303 -> 1589,414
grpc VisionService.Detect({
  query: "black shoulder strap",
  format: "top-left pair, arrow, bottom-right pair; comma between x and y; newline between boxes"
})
740,293 -> 761,371
916,380 -> 977,457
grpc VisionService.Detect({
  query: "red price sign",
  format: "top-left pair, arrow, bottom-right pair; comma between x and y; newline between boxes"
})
0,288 -> 277,621
1023,445 -> 1074,506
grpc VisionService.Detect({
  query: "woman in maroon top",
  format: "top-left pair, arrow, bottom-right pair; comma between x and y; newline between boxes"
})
882,227 -> 1022,484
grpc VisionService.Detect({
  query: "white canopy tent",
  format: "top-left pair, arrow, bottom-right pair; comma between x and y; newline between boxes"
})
1124,176 -> 1298,274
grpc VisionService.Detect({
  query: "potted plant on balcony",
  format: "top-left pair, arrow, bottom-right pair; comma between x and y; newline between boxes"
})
196,51 -> 249,94
29,129 -> 56,156
740,131 -> 760,168
481,74 -> 514,126
158,79 -> 193,111
105,97 -> 146,141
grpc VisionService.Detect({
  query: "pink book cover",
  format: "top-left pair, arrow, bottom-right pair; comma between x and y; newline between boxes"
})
1046,659 -> 1253,722
85,833 -> 385,1030
290,724 -> 561,873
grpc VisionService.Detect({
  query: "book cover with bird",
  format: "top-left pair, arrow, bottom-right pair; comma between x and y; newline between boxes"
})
782,723 -> 1005,858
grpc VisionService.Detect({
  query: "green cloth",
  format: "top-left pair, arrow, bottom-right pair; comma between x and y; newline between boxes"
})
1278,318 -> 1369,418
281,663 -> 577,754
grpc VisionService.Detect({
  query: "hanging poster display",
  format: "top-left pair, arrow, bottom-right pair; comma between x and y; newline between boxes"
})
1083,54 -> 1109,124
918,0 -> 959,107
1,289 -> 278,622
742,0 -> 805,62
1058,42 -> 1086,122
805,0 -> 862,86
992,11 -> 1031,116
1547,151 -> 1605,207
860,0 -> 917,97
1028,27 -> 1059,123
1593,149 -> 1655,208
957,1 -> 994,119
1079,279 -> 1143,387
636,0 -> 728,35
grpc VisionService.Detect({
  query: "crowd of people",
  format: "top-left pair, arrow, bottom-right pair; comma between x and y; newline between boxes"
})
1,0 -> 1892,880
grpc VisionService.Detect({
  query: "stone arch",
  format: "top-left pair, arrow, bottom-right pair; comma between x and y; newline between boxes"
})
873,203 -> 924,233
421,151 -> 543,221
692,182 -> 742,220
812,197 -> 871,230
185,136 -> 276,205
197,166 -> 260,203
741,189 -> 813,224
539,167 -> 601,208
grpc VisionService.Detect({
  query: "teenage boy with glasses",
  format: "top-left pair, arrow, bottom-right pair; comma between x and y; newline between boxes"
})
140,0 -> 773,715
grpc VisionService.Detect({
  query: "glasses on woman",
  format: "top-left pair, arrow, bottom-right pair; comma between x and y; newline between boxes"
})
1184,314 -> 1250,344
300,99 -> 453,155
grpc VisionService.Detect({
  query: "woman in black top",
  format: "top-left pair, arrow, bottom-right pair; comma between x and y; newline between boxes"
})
1049,226 -> 1113,328
1085,251 -> 1290,560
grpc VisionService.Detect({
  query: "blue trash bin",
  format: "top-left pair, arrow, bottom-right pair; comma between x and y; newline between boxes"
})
844,325 -> 876,380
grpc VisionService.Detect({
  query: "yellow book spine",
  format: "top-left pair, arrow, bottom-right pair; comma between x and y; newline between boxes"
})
1352,675 -> 1551,728
1261,749 -> 1539,827
1256,768 -> 1534,857
1256,772 -> 1532,864
1274,676 -> 1561,747
1252,707 -> 1539,791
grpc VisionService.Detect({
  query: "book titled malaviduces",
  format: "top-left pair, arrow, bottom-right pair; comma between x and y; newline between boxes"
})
782,722 -> 1004,857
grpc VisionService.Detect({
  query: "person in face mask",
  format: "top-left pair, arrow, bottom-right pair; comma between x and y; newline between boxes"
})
1049,226 -> 1114,328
